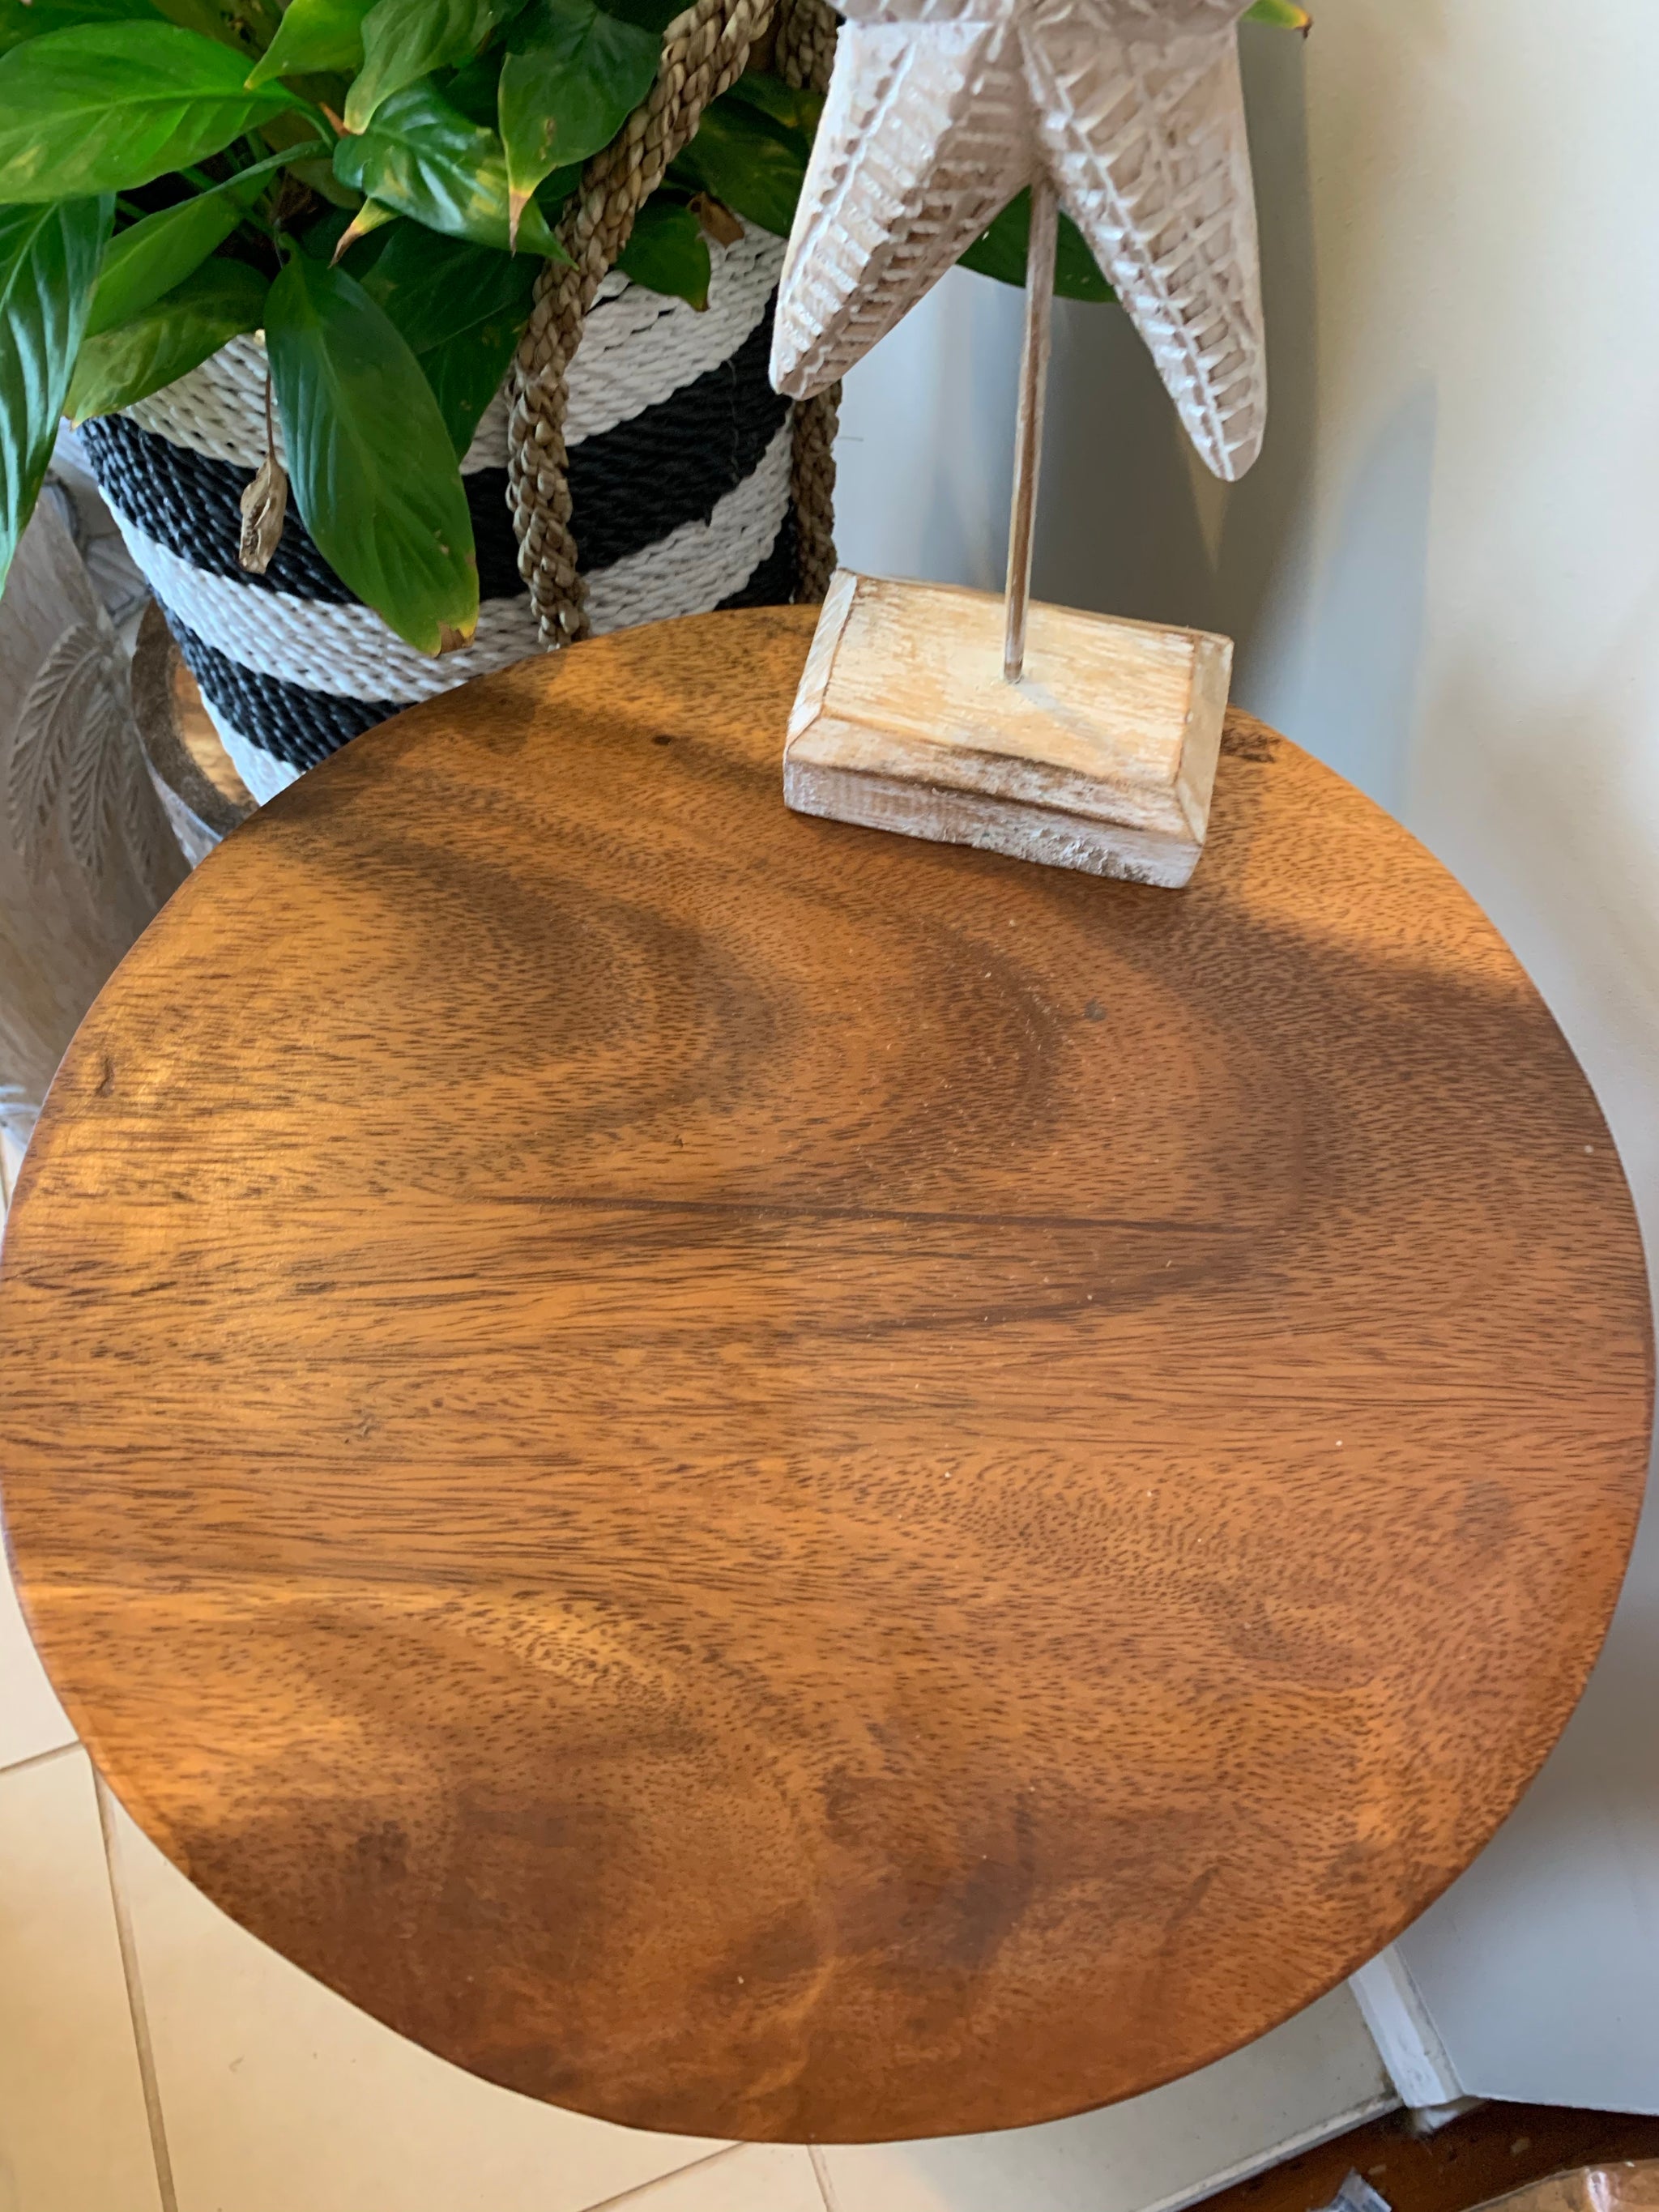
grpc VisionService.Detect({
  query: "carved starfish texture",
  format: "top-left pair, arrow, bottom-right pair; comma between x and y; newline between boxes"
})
770,0 -> 1266,481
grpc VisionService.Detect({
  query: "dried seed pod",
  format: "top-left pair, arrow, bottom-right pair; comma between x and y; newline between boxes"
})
237,451 -> 288,577
238,375 -> 288,578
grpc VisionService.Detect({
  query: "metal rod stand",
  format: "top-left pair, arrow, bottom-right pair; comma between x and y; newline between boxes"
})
1003,173 -> 1059,684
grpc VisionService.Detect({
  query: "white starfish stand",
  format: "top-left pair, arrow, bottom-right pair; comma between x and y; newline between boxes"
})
783,183 -> 1232,888
773,0 -> 1266,887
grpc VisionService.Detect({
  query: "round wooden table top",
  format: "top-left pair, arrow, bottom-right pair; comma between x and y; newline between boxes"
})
1,608 -> 1650,2144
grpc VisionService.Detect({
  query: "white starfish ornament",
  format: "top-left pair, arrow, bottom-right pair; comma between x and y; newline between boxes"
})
774,0 -> 1266,889
770,0 -> 1267,484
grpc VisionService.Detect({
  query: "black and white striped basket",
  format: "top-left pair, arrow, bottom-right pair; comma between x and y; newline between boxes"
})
78,228 -> 796,803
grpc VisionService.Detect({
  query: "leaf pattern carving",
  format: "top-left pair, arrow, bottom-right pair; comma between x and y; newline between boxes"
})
771,0 -> 1267,482
7,610 -> 167,885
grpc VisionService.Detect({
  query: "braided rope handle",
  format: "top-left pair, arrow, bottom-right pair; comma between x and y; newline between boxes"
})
775,0 -> 839,600
506,0 -> 843,646
507,0 -> 781,646
773,0 -> 837,92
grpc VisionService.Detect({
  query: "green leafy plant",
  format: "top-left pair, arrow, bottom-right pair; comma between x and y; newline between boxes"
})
0,0 -> 1307,648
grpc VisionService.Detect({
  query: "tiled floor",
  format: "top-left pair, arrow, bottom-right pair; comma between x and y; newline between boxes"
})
1,1137 -> 1395,2212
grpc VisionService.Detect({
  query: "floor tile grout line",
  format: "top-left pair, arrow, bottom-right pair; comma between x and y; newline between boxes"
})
578,2142 -> 745,2210
94,1769 -> 181,2212
808,2143 -> 842,2210
0,1736 -> 81,1784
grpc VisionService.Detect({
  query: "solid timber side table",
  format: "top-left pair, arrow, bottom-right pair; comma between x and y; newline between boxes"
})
0,608 -> 1650,2146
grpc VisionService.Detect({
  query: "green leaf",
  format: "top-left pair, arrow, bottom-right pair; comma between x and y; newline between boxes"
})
334,79 -> 568,257
246,0 -> 373,84
595,0 -> 679,32
0,22 -> 298,201
1051,210 -> 1115,303
303,200 -> 365,262
331,194 -> 399,256
151,0 -> 279,52
616,196 -> 707,308
345,0 -> 501,130
66,253 -> 266,418
441,41 -> 501,124
85,189 -> 241,335
671,92 -> 807,239
0,194 -> 109,594
265,248 -> 479,653
535,159 -> 582,217
957,189 -> 1115,306
498,0 -> 655,237
0,0 -> 160,58
360,220 -> 535,351
419,305 -> 522,454
356,222 -> 535,451
723,70 -> 821,139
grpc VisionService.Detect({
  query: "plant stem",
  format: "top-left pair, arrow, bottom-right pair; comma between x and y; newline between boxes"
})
285,97 -> 339,144
184,143 -> 330,202
231,143 -> 331,185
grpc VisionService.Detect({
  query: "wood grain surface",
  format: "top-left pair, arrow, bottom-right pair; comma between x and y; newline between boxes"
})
0,607 -> 1650,2144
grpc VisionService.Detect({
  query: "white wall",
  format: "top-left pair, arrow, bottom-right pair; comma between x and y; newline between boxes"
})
836,0 -> 1659,2109
835,266 -> 1023,595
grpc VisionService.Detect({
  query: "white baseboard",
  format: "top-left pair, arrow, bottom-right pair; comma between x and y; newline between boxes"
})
817,1981 -> 1401,2212
1137,2091 -> 1401,2212
1349,1949 -> 1464,2110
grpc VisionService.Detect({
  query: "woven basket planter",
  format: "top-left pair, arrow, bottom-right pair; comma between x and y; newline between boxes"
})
78,227 -> 804,803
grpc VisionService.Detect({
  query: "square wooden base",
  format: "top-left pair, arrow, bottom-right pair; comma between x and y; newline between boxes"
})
783,572 -> 1233,887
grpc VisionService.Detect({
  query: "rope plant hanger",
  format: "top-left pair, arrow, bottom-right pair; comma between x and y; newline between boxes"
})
510,0 -> 842,646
